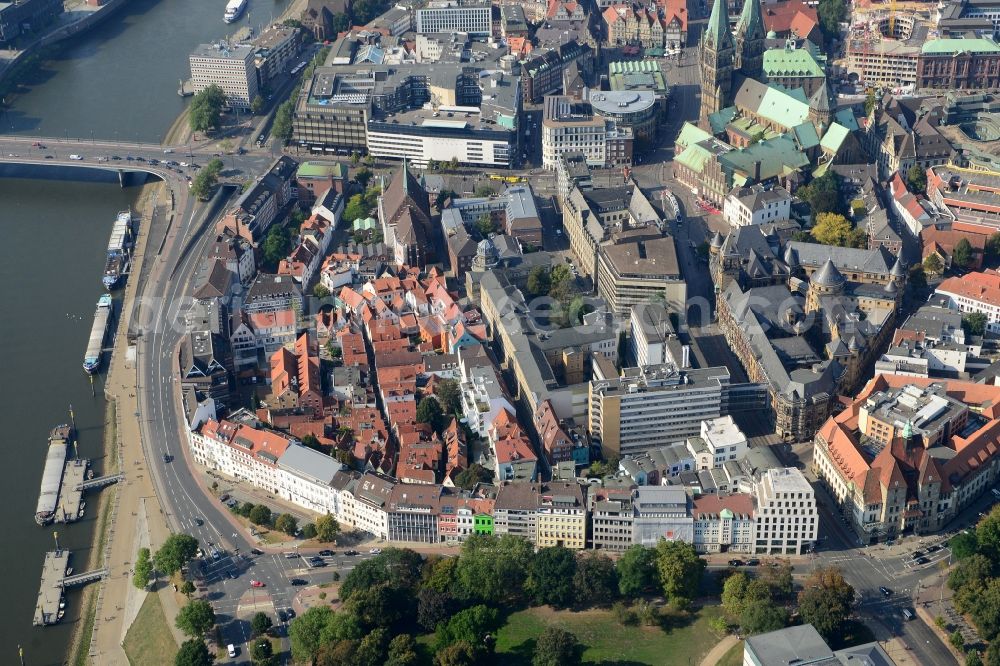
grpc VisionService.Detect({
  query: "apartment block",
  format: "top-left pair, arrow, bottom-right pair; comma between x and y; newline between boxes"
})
416,1 -> 491,35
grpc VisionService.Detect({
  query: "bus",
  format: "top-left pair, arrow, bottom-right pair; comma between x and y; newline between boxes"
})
290,61 -> 307,76
488,174 -> 525,184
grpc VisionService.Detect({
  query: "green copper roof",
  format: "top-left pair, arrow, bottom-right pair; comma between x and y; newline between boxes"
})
921,38 -> 1000,55
677,122 -> 713,149
902,420 -> 913,439
792,122 -> 820,150
834,108 -> 859,131
820,123 -> 850,154
675,144 -> 714,173
757,86 -> 810,129
704,0 -> 734,50
718,135 -> 810,183
736,0 -> 764,38
297,161 -> 349,178
762,47 -> 825,78
708,106 -> 738,135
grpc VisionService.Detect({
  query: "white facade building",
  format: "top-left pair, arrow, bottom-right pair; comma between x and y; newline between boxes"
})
699,416 -> 749,468
460,364 -> 516,438
632,486 -> 694,547
753,467 -> 818,555
415,2 -> 491,35
723,185 -> 791,228
692,493 -> 755,553
189,43 -> 260,109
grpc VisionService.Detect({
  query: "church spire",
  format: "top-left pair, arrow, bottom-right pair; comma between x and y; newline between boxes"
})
700,0 -> 735,127
705,0 -> 733,51
734,0 -> 765,78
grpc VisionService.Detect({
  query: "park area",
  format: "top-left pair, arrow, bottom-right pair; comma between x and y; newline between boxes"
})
123,593 -> 178,665
491,604 -> 727,665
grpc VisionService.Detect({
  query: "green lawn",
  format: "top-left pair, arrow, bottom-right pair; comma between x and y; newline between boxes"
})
717,641 -> 744,666
494,604 -> 726,665
123,593 -> 179,666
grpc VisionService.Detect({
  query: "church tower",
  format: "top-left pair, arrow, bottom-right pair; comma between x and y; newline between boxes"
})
808,83 -> 835,133
699,0 -> 735,127
734,0 -> 766,79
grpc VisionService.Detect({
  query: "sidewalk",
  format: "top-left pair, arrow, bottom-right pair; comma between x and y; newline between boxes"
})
88,184 -> 178,665
699,635 -> 739,666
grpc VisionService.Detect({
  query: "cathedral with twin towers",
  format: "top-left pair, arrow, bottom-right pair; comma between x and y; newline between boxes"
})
699,0 -> 767,127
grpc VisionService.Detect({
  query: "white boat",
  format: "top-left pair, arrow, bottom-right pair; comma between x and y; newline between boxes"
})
224,0 -> 247,22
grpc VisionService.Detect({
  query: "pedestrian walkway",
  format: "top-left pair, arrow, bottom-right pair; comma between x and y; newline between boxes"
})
88,184 -> 177,665
700,635 -> 739,666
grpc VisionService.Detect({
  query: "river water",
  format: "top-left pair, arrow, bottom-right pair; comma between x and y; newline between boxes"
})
1,0 -> 289,662
5,0 -> 291,142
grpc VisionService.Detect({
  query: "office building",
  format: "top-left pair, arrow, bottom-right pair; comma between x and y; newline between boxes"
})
589,361 -> 730,458
189,43 -> 260,109
542,95 -> 633,170
415,1 -> 491,34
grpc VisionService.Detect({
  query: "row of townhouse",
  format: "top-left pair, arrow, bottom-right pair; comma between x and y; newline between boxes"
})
186,414 -> 815,553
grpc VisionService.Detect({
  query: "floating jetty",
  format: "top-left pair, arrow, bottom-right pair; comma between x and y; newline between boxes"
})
34,422 -> 123,526
33,550 -> 108,626
35,426 -> 72,526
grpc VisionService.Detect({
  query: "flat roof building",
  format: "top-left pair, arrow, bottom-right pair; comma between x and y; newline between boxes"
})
190,42 -> 260,109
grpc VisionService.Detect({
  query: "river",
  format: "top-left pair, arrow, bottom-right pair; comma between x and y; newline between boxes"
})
4,0 -> 291,142
1,0 -> 289,662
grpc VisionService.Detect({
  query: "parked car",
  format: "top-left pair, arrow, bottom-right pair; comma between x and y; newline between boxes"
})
283,552 -> 299,559
319,550 -> 335,557
344,550 -> 359,556
915,556 -> 930,565
927,545 -> 942,553
277,609 -> 288,623
746,559 -> 760,566
728,559 -> 744,567
194,518 -> 203,526
227,644 -> 237,658
880,586 -> 892,597
251,548 -> 263,555
162,453 -> 172,463
912,550 -> 924,559
369,548 -> 382,555
250,580 -> 265,588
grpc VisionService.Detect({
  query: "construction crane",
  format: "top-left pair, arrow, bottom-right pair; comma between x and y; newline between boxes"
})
889,0 -> 898,37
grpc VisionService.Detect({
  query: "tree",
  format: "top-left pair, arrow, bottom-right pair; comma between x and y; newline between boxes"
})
435,189 -> 457,209
964,312 -> 988,337
355,628 -> 390,666
907,164 -> 928,194
180,580 -> 196,598
434,605 -> 499,651
797,567 -> 855,641
864,90 -> 878,117
655,540 -> 706,604
722,572 -> 752,617
271,100 -> 295,143
310,513 -> 339,542
435,378 -> 462,414
275,513 -> 298,536
261,225 -> 291,267
416,396 -> 445,433
175,639 -> 213,666
154,534 -> 200,576
434,641 -> 480,666
978,507 -> 1000,561
355,167 -> 373,188
189,158 -> 223,200
573,552 -> 618,607
343,193 -> 369,223
952,630 -> 967,650
251,95 -> 265,115
528,546 -> 577,607
526,266 -> 551,296
474,213 -> 497,237
251,611 -> 273,637
811,212 -> 865,248
923,253 -> 944,276
987,232 -> 1000,260
176,599 -> 216,638
951,531 -> 979,561
817,0 -> 847,39
533,627 -> 580,666
970,578 -> 1000,641
741,602 -> 789,635
316,640 -> 359,666
967,650 -> 984,666
760,560 -> 795,601
954,238 -> 975,269
418,587 -> 454,632
247,504 -> 271,526
289,606 -> 336,663
340,548 -> 425,601
948,553 -> 994,592
455,534 -> 534,604
618,545 -> 657,597
345,582 -> 415,631
798,171 -> 844,215
454,463 -> 493,490
387,634 -> 420,666
189,84 -> 225,133
236,501 -> 254,518
133,547 -> 153,589
313,284 -> 331,299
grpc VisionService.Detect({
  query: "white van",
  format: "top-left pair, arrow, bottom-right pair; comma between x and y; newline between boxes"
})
163,148 -> 173,154
69,154 -> 83,160
902,609 -> 914,621
227,644 -> 237,657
